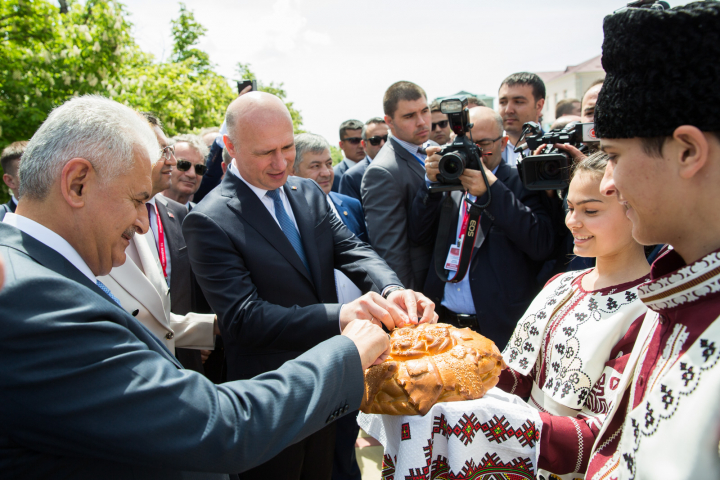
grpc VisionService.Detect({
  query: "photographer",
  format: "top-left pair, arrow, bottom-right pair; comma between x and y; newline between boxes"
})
409,106 -> 556,350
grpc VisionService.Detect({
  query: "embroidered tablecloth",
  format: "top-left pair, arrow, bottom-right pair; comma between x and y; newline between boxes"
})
357,388 -> 542,480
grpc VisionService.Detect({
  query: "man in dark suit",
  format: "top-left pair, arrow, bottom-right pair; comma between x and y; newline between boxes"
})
361,81 -> 436,290
290,132 -> 368,480
1,141 -> 26,220
339,117 -> 388,203
0,95 -> 391,478
183,92 -> 436,480
331,119 -> 365,192
410,106 -> 556,350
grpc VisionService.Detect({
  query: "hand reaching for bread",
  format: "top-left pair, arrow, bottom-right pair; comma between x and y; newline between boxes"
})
341,319 -> 391,370
339,290 -> 437,332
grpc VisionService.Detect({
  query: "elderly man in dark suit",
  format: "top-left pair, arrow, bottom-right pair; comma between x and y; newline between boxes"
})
410,106 -> 556,350
361,81 -> 436,290
0,95 -> 391,479
183,91 -> 436,480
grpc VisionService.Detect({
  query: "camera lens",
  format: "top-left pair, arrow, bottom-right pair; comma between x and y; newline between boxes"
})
540,160 -> 561,179
438,152 -> 466,180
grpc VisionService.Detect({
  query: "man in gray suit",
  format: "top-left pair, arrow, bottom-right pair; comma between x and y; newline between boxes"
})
0,95 -> 390,479
361,81 -> 435,289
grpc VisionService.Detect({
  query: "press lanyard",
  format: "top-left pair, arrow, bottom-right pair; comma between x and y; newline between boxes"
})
151,203 -> 168,279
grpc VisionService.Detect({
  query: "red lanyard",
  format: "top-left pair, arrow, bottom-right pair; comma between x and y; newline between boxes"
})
458,194 -> 478,245
151,203 -> 168,279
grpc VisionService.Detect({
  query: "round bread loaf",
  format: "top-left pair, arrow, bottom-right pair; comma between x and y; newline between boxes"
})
360,323 -> 505,416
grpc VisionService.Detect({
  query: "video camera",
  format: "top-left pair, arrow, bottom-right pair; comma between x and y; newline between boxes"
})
428,96 -> 485,194
516,121 -> 599,191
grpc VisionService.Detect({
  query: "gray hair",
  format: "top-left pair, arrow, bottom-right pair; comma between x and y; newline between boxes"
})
362,117 -> 386,140
19,95 -> 159,200
293,133 -> 330,172
172,133 -> 209,159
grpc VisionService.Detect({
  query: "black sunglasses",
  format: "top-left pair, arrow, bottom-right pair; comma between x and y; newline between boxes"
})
431,120 -> 449,131
342,137 -> 363,145
176,160 -> 208,176
367,135 -> 388,146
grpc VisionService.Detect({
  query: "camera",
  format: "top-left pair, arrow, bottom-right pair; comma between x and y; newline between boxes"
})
516,121 -> 598,190
429,96 -> 484,193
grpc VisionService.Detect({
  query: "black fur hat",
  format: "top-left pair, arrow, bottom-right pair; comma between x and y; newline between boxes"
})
595,2 -> 720,139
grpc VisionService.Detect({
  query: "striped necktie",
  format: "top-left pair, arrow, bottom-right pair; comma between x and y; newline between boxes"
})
266,189 -> 310,273
96,279 -> 122,306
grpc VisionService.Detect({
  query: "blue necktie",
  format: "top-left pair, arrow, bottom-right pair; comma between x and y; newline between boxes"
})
266,189 -> 310,273
96,279 -> 122,306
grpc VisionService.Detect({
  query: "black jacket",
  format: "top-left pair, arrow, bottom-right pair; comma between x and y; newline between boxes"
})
183,173 -> 401,380
409,161 -> 556,350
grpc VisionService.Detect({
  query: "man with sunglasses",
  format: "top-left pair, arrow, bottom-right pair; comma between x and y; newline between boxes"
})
429,99 -> 452,146
339,117 -> 388,202
98,114 -> 217,374
331,119 -> 365,192
161,134 -> 209,210
410,106 -> 556,350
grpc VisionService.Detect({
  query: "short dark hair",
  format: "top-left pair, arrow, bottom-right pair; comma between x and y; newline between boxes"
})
362,117 -> 386,140
555,98 -> 580,118
141,112 -> 164,132
639,131 -> 720,158
383,81 -> 427,118
429,99 -> 442,113
1,141 -> 28,177
467,96 -> 486,108
500,72 -> 546,102
339,119 -> 363,141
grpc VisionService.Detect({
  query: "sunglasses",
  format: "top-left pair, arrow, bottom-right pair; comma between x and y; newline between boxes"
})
176,160 -> 208,176
474,136 -> 503,149
342,137 -> 363,145
367,135 -> 388,146
431,120 -> 449,131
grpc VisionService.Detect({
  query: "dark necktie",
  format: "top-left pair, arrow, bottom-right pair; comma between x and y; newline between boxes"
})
266,189 -> 310,273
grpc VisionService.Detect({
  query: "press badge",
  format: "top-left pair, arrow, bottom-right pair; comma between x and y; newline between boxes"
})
444,242 -> 461,271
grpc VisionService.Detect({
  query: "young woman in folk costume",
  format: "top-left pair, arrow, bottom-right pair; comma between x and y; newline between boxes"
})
496,152 -> 651,480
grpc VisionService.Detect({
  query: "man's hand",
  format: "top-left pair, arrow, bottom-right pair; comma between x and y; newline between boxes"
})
424,146 -> 443,182
386,289 -> 438,326
532,143 -> 586,163
341,319 -> 391,370
459,166 -> 496,197
200,350 -> 211,364
340,292 -> 418,331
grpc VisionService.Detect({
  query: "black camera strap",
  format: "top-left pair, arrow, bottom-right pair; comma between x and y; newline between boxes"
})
433,195 -> 485,283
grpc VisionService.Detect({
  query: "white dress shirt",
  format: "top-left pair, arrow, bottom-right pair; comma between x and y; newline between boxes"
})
502,139 -> 529,167
326,196 -> 362,304
229,161 -> 300,232
145,197 -> 172,285
2,213 -> 96,284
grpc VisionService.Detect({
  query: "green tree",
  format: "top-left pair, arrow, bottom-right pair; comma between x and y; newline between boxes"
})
236,63 -> 304,134
330,146 -> 343,166
169,2 -> 210,72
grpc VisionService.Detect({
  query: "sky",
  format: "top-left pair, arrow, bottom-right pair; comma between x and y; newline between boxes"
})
121,0 -> 689,144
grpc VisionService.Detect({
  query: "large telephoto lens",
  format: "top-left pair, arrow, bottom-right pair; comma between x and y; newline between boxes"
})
438,151 -> 467,180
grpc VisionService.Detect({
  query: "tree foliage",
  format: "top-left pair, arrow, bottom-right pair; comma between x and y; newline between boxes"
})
0,0 -> 304,202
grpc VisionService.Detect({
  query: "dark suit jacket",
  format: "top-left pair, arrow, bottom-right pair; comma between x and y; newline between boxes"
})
331,158 -> 356,193
409,161 -> 556,350
194,138 -> 223,203
156,195 -> 206,373
0,222 -> 363,478
362,137 -> 433,289
338,157 -> 370,203
183,174 -> 401,381
328,191 -> 368,243
0,198 -> 15,221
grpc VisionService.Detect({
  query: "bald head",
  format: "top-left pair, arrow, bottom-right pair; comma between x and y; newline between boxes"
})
223,91 -> 297,191
225,91 -> 293,146
468,106 -> 508,171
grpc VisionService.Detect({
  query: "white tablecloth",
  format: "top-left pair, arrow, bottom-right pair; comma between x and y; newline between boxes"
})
357,388 -> 542,479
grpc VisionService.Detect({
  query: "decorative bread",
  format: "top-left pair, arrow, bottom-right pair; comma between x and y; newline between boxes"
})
360,323 -> 505,416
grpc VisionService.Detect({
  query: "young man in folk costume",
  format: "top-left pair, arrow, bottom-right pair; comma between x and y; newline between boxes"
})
588,3 -> 720,478
498,153 -> 651,479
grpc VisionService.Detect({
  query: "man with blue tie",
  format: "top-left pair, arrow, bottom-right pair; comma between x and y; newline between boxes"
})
183,91 -> 437,480
0,95 -> 392,478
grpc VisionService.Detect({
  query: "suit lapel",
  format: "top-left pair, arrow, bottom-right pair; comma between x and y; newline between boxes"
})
223,174 -> 314,285
284,181 -> 322,291
389,138 -> 426,181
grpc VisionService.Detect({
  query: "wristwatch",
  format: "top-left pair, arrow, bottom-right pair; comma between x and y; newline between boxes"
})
382,285 -> 405,299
